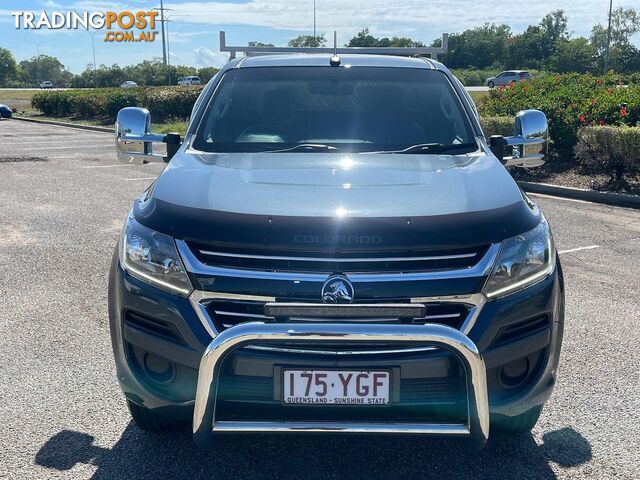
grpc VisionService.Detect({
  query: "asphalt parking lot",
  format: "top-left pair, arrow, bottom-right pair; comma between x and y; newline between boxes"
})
1,119 -> 639,479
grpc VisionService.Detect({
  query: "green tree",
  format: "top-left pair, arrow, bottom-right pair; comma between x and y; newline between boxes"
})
19,55 -> 73,86
436,23 -> 511,69
72,63 -> 126,88
68,61 -> 217,88
119,58 -> 175,86
504,11 -> 568,69
248,41 -> 274,47
347,29 -> 425,47
385,37 -> 425,47
0,48 -> 20,87
539,10 -> 569,50
172,65 -> 197,84
196,67 -> 219,83
347,28 -> 380,47
591,7 -> 640,72
288,34 -> 326,47
545,38 -> 595,73
505,26 -> 546,68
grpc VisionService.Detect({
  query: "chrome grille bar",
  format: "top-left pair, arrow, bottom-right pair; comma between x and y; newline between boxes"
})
198,250 -> 478,263
189,290 -> 486,339
176,240 -> 500,282
263,302 -> 427,319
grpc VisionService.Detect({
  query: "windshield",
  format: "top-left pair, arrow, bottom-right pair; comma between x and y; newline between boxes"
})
192,66 -> 476,153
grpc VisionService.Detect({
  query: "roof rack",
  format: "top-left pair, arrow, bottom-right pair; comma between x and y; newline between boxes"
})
219,31 -> 449,60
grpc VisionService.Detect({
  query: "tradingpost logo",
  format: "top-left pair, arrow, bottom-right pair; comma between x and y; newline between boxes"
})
12,10 -> 159,43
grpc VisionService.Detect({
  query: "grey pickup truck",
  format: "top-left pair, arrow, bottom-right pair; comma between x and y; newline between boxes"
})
109,51 -> 562,450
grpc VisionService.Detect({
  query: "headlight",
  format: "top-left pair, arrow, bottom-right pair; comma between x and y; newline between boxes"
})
120,214 -> 193,296
484,219 -> 555,299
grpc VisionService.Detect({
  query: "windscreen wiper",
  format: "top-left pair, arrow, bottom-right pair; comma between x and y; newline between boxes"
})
262,143 -> 339,153
369,142 -> 478,154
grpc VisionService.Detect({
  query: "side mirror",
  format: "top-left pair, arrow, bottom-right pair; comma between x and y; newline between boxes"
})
115,107 -> 181,164
490,109 -> 548,168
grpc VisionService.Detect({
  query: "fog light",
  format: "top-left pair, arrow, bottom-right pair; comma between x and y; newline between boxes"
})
143,353 -> 175,384
499,357 -> 529,389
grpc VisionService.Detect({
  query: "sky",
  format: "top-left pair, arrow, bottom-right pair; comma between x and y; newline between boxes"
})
1,0 -> 639,73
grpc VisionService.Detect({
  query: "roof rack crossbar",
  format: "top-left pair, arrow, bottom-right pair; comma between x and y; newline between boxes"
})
219,31 -> 448,60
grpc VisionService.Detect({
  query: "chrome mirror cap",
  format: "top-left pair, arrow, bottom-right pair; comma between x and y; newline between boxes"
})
115,107 -> 165,164
502,109 -> 549,168
515,109 -> 548,140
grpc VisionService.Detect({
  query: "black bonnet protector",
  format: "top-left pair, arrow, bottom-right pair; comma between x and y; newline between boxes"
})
133,197 -> 541,254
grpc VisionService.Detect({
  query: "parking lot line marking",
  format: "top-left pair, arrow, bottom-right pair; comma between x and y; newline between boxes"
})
20,145 -> 114,151
123,177 -> 158,181
0,136 -> 110,143
46,156 -> 109,160
82,164 -> 135,169
0,141 -> 108,147
558,245 -> 600,255
528,192 -> 600,206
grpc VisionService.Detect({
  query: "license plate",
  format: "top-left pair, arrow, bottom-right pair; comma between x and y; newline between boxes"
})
282,370 -> 390,405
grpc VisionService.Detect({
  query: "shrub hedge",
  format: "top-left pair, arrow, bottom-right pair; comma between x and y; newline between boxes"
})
451,68 -> 501,87
141,86 -> 202,120
575,126 -> 640,181
479,116 -> 514,137
31,86 -> 204,122
480,72 -> 640,153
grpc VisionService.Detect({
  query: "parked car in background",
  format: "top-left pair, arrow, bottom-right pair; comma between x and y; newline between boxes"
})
121,81 -> 139,88
0,104 -> 12,118
39,81 -> 53,89
178,75 -> 201,86
485,71 -> 532,88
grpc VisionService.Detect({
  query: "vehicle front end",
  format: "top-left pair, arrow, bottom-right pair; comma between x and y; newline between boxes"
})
108,55 -> 563,449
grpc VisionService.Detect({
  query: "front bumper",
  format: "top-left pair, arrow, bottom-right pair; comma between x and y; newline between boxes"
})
108,246 -> 564,445
193,322 -> 489,449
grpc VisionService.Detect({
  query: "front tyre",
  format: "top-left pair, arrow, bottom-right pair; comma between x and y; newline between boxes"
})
487,81 -> 495,88
127,400 -> 187,432
492,405 -> 543,435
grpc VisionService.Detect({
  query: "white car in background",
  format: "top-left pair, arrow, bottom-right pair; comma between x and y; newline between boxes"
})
39,81 -> 53,89
485,71 -> 532,88
178,76 -> 201,86
120,81 -> 138,88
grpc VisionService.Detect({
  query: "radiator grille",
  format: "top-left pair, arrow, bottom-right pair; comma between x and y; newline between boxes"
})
205,299 -> 470,332
189,243 -> 487,274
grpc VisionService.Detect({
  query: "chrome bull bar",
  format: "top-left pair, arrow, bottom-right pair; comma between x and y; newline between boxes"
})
193,322 -> 490,449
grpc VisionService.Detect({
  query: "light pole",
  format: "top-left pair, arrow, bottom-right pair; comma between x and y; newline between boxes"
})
604,0 -> 613,73
72,10 -> 98,86
166,18 -> 173,86
160,0 -> 167,64
19,39 -> 50,85
85,29 -> 98,86
153,4 -> 172,85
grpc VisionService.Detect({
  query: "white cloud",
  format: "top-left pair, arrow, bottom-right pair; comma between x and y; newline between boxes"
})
67,0 -> 142,11
193,46 -> 229,67
41,0 -> 63,8
165,0 -> 621,43
168,30 -> 211,44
